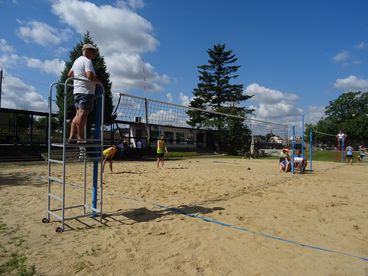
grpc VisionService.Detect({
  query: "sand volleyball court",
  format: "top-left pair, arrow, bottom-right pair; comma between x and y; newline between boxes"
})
0,158 -> 367,275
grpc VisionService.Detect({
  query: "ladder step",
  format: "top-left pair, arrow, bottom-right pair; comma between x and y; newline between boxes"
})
48,176 -> 63,183
49,158 -> 64,164
48,193 -> 62,201
48,210 -> 61,221
51,142 -> 102,148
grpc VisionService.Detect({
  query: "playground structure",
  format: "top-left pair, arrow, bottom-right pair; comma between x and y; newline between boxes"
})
42,78 -> 105,232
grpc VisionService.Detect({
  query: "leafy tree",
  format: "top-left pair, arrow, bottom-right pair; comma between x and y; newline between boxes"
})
188,44 -> 253,153
307,91 -> 368,145
56,32 -> 114,136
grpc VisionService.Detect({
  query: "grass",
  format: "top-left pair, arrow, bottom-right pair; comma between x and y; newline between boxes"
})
305,150 -> 361,162
0,253 -> 36,276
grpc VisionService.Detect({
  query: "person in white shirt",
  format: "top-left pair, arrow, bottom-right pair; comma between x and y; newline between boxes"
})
336,130 -> 347,149
67,43 -> 98,143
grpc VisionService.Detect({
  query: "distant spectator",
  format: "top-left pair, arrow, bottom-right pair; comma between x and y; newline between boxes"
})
136,140 -> 142,159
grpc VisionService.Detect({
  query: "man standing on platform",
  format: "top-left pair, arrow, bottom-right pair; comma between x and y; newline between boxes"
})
67,43 -> 98,144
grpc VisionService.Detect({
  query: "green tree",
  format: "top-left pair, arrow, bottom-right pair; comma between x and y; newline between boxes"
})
307,91 -> 368,144
56,32 -> 114,136
188,44 -> 253,153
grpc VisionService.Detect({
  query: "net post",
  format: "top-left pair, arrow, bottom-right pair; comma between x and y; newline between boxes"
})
92,85 -> 103,216
292,126 -> 295,174
341,138 -> 345,163
309,128 -> 312,173
301,114 -> 304,156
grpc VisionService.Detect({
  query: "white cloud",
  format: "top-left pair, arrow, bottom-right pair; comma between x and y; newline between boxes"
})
17,20 -> 72,46
245,83 -> 298,104
334,75 -> 368,91
1,74 -> 48,111
0,39 -> 15,53
25,57 -> 65,76
166,92 -> 173,102
355,41 -> 368,49
332,50 -> 350,62
51,0 -> 169,92
116,0 -> 144,10
0,39 -> 20,69
244,83 -> 303,125
179,92 -> 190,106
305,106 -> 325,124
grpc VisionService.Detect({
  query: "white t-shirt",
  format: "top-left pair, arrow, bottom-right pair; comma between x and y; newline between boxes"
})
294,156 -> 304,163
337,133 -> 346,140
71,56 -> 96,95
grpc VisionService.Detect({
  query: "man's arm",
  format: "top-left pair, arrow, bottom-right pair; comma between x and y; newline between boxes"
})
68,69 -> 74,78
86,71 -> 98,82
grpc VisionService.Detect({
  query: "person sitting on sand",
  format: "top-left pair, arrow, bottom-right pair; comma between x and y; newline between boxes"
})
280,148 -> 290,162
279,148 -> 291,173
293,150 -> 307,173
279,157 -> 290,173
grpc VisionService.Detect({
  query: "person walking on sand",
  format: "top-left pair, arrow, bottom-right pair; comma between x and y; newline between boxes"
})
67,43 -> 99,144
345,144 -> 354,165
103,145 -> 118,173
156,136 -> 168,168
358,144 -> 366,163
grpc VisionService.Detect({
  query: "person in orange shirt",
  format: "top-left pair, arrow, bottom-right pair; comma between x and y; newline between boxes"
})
103,145 -> 118,173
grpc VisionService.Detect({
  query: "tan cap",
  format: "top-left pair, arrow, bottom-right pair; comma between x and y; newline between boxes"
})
82,43 -> 97,51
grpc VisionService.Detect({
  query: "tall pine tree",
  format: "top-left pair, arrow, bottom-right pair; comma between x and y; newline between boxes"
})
56,32 -> 114,136
188,44 -> 253,153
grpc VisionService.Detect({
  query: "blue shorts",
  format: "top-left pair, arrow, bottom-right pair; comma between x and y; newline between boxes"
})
74,93 -> 95,111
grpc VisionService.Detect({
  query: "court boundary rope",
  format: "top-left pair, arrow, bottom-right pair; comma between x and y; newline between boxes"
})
43,176 -> 368,263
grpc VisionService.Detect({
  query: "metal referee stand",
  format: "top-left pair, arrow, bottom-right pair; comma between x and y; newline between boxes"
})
42,78 -> 104,232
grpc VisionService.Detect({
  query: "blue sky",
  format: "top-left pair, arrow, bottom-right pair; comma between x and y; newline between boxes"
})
1,0 -> 368,126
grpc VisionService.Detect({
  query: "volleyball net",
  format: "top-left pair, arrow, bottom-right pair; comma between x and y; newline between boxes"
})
309,130 -> 344,162
112,92 -> 289,156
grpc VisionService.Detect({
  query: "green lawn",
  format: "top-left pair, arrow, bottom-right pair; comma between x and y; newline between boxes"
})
305,150 -> 361,162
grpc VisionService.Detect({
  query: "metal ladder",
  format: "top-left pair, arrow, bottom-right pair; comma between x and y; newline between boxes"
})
42,78 -> 105,232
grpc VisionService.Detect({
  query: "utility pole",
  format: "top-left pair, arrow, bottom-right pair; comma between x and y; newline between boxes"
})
0,68 -> 3,108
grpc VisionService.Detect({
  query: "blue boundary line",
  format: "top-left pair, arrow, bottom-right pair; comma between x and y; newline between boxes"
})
108,193 -> 368,263
59,180 -> 368,263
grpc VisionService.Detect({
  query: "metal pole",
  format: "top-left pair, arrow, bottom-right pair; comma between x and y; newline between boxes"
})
93,84 -> 102,216
292,126 -> 295,174
301,114 -> 304,156
341,138 -> 345,163
0,68 -> 3,108
309,128 -> 312,173
145,98 -> 150,148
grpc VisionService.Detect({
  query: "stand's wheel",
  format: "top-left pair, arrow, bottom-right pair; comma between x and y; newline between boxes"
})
42,218 -> 49,223
55,227 -> 64,233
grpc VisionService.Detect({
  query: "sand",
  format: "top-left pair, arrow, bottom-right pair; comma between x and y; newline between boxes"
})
0,157 -> 367,275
